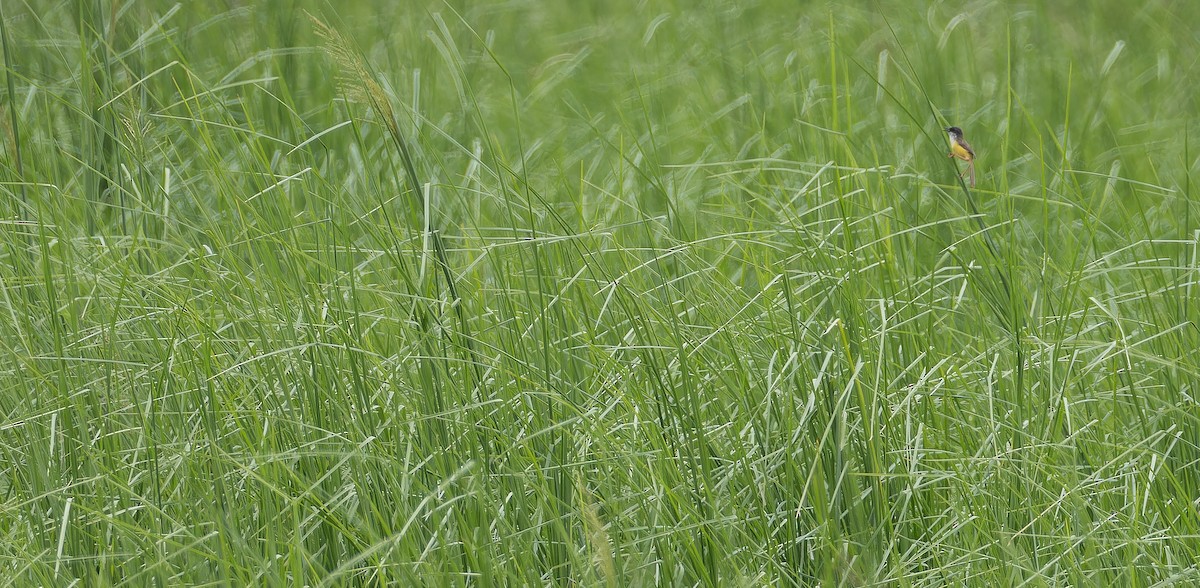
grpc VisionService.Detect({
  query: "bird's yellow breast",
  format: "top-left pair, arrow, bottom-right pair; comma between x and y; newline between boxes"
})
950,142 -> 973,161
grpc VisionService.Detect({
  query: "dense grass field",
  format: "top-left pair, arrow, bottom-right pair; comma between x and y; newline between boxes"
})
2,1 -> 1199,585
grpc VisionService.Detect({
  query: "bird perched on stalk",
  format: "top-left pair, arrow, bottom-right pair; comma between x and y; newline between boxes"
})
945,126 -> 975,187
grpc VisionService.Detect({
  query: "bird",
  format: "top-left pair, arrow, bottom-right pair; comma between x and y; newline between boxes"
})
945,126 -> 975,188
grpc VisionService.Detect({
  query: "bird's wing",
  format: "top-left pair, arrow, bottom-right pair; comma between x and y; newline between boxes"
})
961,139 -> 976,159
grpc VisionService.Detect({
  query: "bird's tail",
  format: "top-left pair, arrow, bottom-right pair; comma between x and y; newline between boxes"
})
968,161 -> 975,188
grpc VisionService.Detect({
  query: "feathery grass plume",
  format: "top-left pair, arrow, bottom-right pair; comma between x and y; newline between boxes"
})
578,476 -> 617,588
306,13 -> 419,217
308,12 -> 486,397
